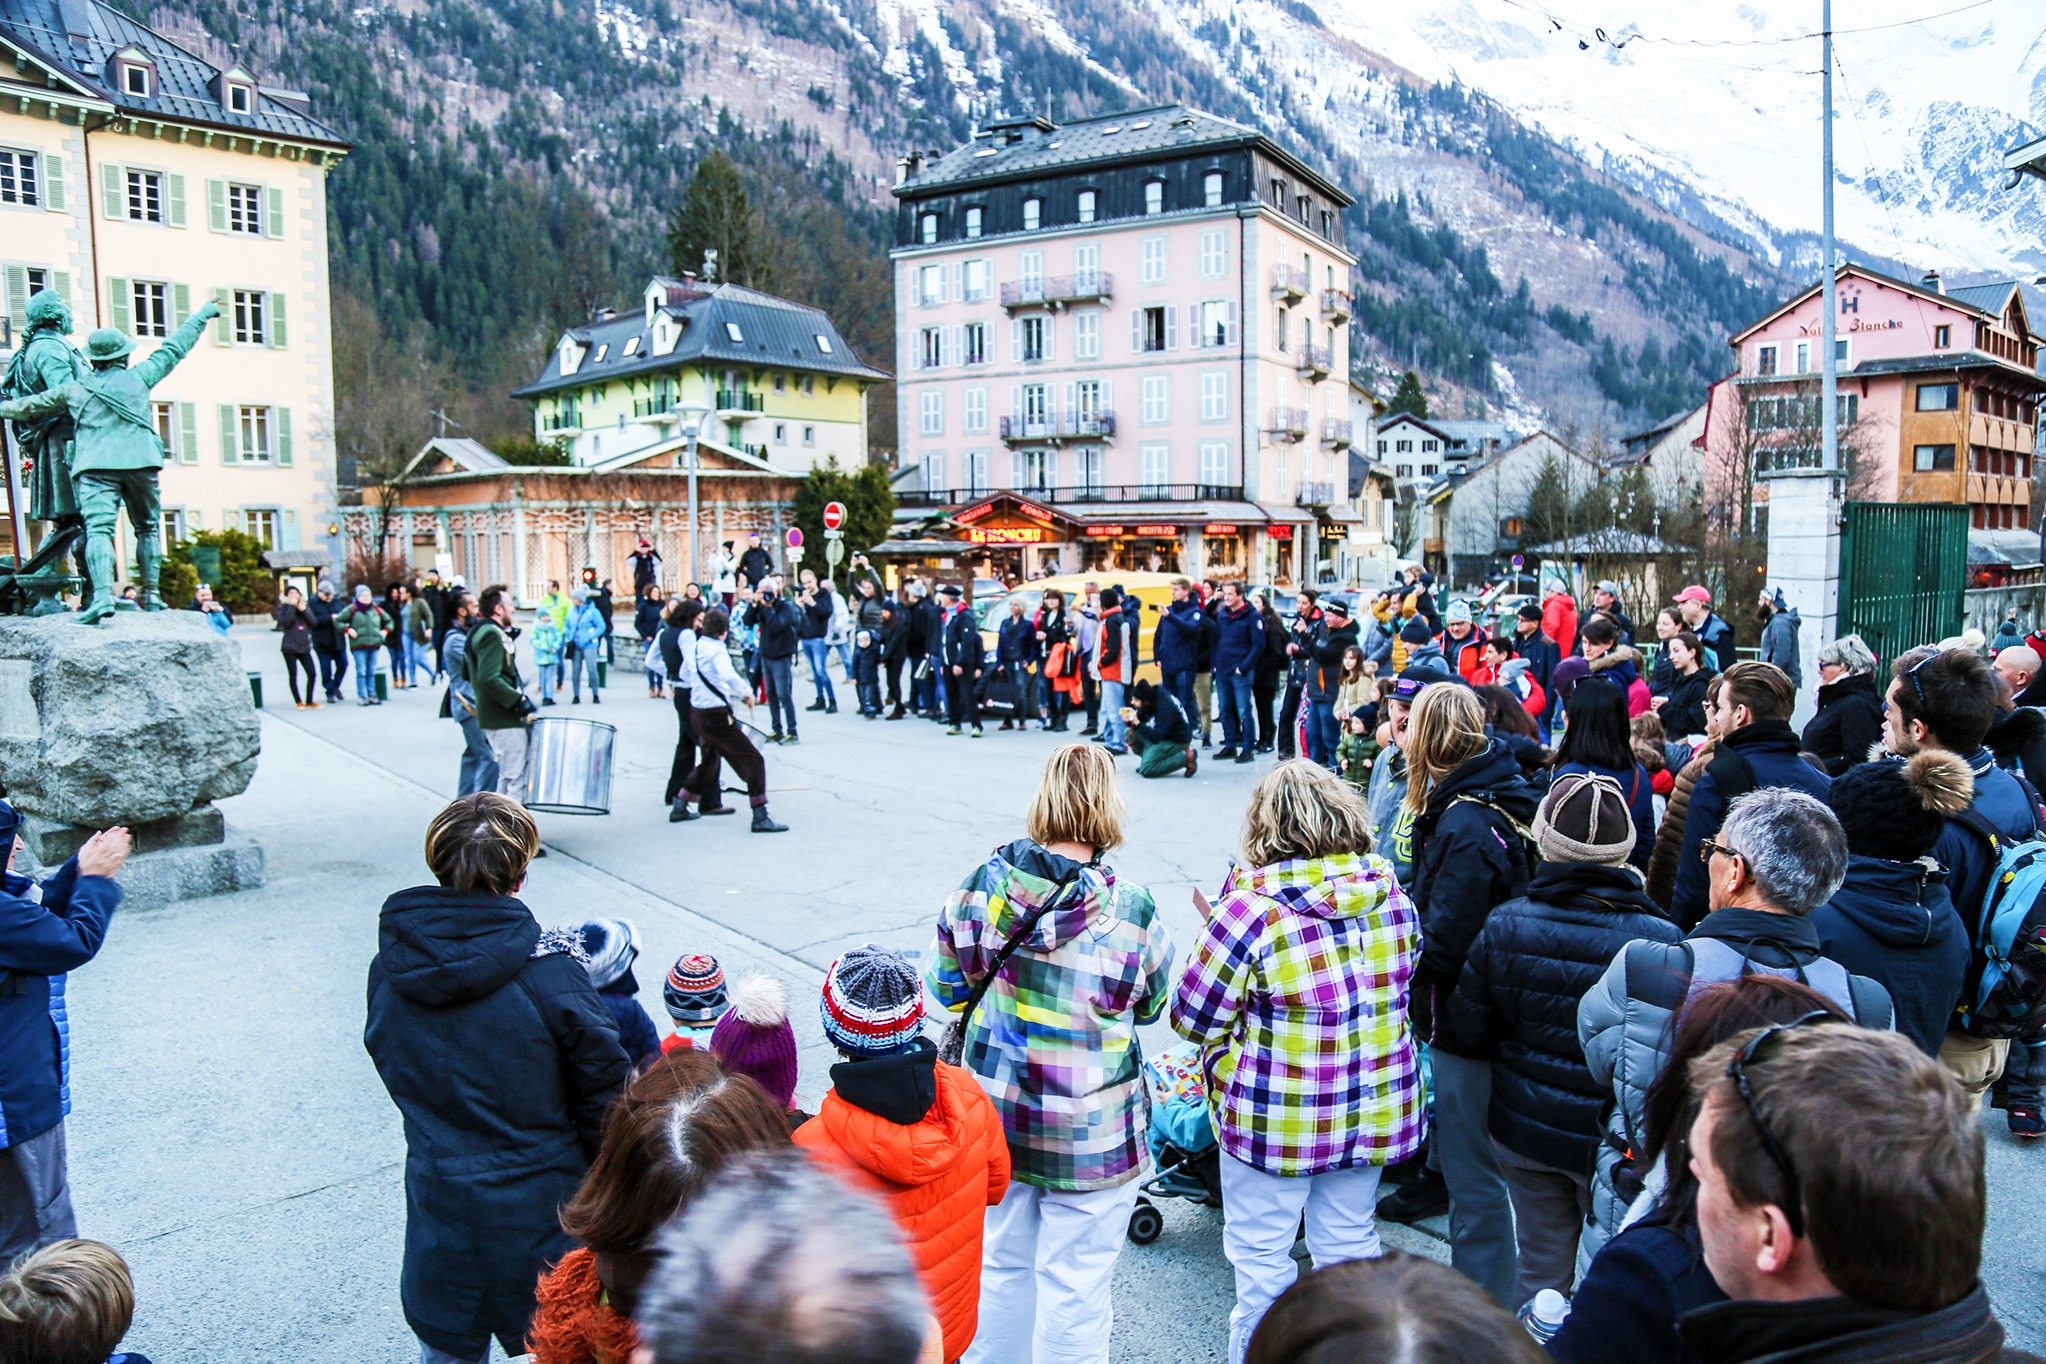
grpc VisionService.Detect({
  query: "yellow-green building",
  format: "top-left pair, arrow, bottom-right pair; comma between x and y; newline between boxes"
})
513,275 -> 888,470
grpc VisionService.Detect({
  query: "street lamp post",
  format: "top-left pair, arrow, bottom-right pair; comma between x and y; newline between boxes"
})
675,399 -> 712,588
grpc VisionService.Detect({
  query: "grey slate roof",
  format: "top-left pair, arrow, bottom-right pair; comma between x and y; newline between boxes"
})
0,0 -> 347,146
512,281 -> 888,398
1946,281 -> 2018,317
896,103 -> 1351,206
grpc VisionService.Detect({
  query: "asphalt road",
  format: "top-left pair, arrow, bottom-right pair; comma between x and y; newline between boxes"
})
55,626 -> 2046,1360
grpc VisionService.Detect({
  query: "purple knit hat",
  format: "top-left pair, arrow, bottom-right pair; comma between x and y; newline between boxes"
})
709,974 -> 799,1111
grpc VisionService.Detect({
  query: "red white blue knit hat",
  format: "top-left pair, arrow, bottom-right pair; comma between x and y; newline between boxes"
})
664,953 -> 728,1025
820,945 -> 926,1057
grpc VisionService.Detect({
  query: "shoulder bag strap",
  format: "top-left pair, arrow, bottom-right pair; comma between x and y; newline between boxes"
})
939,859 -> 1090,1066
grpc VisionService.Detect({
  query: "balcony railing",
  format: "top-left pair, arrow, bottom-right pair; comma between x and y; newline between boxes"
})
896,482 -> 1245,509
632,396 -> 675,419
740,441 -> 769,460
1296,481 -> 1337,507
1268,406 -> 1310,439
1296,343 -> 1333,378
715,389 -> 764,413
1322,419 -> 1354,449
1272,266 -> 1309,300
1321,288 -> 1353,322
542,409 -> 579,432
1000,273 -> 1114,311
998,413 -> 1118,445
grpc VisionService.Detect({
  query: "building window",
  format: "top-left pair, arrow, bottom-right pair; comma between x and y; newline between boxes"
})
1074,310 -> 1100,360
964,206 -> 982,239
0,148 -> 39,206
1140,306 -> 1167,352
923,453 -> 945,493
1141,375 -> 1168,425
227,82 -> 252,113
1077,190 -> 1097,224
1141,236 -> 1166,285
1016,446 -> 1055,491
801,376 -> 814,395
1395,439 -> 1412,453
1020,384 -> 1048,424
724,321 -> 744,342
773,372 -> 786,393
1421,464 -> 1438,476
159,507 -> 187,548
773,423 -> 788,445
232,289 -> 266,344
238,405 -> 272,462
1275,306 -> 1289,352
1756,344 -> 1778,376
1914,444 -> 1956,471
919,390 -> 943,435
964,321 -> 987,365
1199,300 -> 1229,347
802,425 -> 815,446
151,401 -> 175,455
1203,171 -> 1223,208
121,63 -> 149,97
963,258 -> 990,302
1320,209 -> 1334,239
920,212 -> 938,245
1141,443 -> 1170,487
242,508 -> 277,549
1199,371 -> 1226,420
1074,380 -> 1103,421
964,387 -> 988,433
1270,177 -> 1286,206
1795,341 -> 1811,374
227,182 -> 263,234
1019,249 -> 1044,294
1935,324 -> 1951,349
126,168 -> 162,223
1199,442 -> 1228,486
1023,197 -> 1042,231
1396,463 -> 1412,477
1296,195 -> 1310,222
1021,315 -> 1046,363
131,280 -> 168,337
919,326 -> 942,369
1075,445 -> 1104,491
918,264 -> 943,306
1420,439 -> 1437,453
1199,227 -> 1225,279
1917,382 -> 1960,411
1144,180 -> 1164,215
814,334 -> 832,354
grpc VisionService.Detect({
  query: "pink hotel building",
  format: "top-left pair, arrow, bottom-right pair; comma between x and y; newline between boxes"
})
887,105 -> 1360,583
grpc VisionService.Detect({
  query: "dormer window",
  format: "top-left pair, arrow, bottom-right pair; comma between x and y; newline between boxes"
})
1145,180 -> 1164,215
725,321 -> 744,343
228,83 -> 252,113
964,207 -> 982,239
1077,190 -> 1097,224
920,213 -> 938,245
109,47 -> 157,99
211,64 -> 258,116
558,335 -> 586,377
1023,198 -> 1042,231
124,64 -> 149,96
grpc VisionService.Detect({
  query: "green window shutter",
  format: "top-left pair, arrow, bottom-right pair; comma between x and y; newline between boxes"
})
282,508 -> 300,549
212,288 -> 231,345
178,402 -> 198,465
171,282 -> 190,328
50,272 -> 70,308
166,173 -> 186,228
108,278 -> 130,335
3,266 -> 26,331
265,186 -> 284,239
206,178 -> 227,233
219,404 -> 238,464
102,165 -> 123,219
41,154 -> 64,212
275,407 -> 292,465
267,293 -> 286,348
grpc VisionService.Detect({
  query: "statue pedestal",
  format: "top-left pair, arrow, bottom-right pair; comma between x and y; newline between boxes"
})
0,613 -> 264,906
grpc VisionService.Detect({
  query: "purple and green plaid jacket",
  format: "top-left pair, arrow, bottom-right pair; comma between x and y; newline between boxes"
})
928,839 -> 1176,1191
1170,852 -> 1424,1176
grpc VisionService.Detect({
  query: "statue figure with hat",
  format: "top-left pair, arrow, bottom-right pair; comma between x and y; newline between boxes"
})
0,299 -> 220,623
0,288 -> 91,596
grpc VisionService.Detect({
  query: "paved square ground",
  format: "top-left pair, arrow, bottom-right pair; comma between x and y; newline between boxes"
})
52,626 -> 2046,1360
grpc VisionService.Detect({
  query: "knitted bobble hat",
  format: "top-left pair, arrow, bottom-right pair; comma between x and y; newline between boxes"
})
820,945 -> 926,1058
710,974 -> 799,1110
1400,616 -> 1435,644
1532,771 -> 1636,867
1827,751 -> 1974,861
663,953 -> 728,1025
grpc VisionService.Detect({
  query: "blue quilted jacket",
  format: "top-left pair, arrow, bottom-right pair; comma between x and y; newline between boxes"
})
0,859 -> 122,1148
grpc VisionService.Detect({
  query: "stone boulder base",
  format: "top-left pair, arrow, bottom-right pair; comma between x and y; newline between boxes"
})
0,612 -> 259,825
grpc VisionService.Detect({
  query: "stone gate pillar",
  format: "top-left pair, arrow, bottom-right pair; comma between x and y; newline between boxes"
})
1761,467 -> 1844,728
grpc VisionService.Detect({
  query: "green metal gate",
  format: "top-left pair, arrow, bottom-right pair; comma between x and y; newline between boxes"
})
1838,502 -> 1969,662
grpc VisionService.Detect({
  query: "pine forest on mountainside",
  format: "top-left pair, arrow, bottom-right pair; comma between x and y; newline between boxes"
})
124,0 -> 1796,459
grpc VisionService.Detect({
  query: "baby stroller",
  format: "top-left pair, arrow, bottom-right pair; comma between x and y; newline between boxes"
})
1128,1043 -> 1221,1244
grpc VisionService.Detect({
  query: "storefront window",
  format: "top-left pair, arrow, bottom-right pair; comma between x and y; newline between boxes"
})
1202,532 -> 1245,576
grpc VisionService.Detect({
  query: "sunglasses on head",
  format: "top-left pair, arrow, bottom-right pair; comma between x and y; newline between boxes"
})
1902,650 -> 1936,709
1725,1010 -> 1840,1239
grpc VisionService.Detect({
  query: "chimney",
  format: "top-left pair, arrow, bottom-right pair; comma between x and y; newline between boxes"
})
1923,269 -> 1944,295
896,152 -> 921,185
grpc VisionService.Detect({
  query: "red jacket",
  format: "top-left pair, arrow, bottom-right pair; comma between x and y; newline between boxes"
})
1543,593 -> 1579,657
1441,625 -> 1487,682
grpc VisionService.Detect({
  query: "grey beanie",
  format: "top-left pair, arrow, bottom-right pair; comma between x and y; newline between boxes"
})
1531,772 -> 1636,867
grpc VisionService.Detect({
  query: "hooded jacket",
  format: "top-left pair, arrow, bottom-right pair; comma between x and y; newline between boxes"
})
363,886 -> 631,1359
1407,741 -> 1541,1056
1544,592 -> 1580,656
796,1041 -> 1010,1362
1447,861 -> 1681,1173
1758,605 -> 1803,687
0,859 -> 120,1151
1810,856 -> 1969,1056
1211,599 -> 1266,676
927,840 -> 1174,1191
1171,853 -> 1423,1176
1670,722 -> 1833,928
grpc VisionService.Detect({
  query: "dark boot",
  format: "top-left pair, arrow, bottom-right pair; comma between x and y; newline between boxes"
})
806,699 -> 827,711
751,806 -> 789,833
826,700 -> 838,714
668,800 -> 701,823
886,704 -> 907,720
1376,1169 -> 1449,1224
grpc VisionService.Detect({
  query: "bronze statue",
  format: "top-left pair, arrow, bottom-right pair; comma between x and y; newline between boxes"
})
0,301 -> 219,623
0,289 -> 89,593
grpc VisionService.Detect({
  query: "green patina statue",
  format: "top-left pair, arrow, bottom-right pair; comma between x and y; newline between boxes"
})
0,289 -> 90,602
0,299 -> 220,623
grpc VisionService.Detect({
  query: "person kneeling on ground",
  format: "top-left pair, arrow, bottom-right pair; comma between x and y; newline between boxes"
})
1125,678 -> 1197,778
0,1238 -> 152,1364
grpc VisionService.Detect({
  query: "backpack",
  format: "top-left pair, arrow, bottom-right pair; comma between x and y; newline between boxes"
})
1448,793 -> 1539,877
1951,807 -> 2046,1039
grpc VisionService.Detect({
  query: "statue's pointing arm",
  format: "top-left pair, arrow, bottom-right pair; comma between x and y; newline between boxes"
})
136,301 -> 222,391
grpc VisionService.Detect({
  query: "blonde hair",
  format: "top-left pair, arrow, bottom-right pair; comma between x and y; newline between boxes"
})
1403,684 -> 1490,814
424,792 -> 540,896
1026,744 -> 1126,852
1244,760 -> 1375,866
0,1240 -> 135,1364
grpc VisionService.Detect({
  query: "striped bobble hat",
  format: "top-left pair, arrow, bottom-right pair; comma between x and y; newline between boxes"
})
663,953 -> 728,1025
820,945 -> 926,1058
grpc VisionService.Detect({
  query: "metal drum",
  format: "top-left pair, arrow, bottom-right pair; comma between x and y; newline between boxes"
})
522,716 -> 616,815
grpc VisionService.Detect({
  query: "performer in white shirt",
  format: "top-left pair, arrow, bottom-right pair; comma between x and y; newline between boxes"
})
662,597 -> 727,816
669,608 -> 788,832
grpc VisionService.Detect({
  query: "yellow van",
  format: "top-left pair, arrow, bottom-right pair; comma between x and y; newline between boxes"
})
976,570 -> 1184,686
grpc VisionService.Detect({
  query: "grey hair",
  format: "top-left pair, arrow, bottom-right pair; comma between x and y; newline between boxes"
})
1817,634 -> 1877,676
1718,787 -> 1848,915
638,1150 -> 928,1364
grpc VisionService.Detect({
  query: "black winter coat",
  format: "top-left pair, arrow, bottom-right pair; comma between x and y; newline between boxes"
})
753,596 -> 801,660
1407,741 -> 1540,1056
364,887 -> 631,1359
1810,855 -> 1970,1057
1801,671 -> 1885,775
1986,706 -> 2046,787
308,594 -> 346,652
1670,722 -> 1832,929
1446,862 -> 1681,1170
1660,666 -> 1717,740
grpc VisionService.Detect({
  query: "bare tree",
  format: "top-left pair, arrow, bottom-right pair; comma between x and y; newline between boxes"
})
331,290 -> 455,567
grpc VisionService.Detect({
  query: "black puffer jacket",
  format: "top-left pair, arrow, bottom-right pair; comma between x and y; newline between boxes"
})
364,886 -> 631,1359
1445,862 -> 1681,1171
1407,740 -> 1540,1057
1986,706 -> 2046,786
1801,671 -> 1884,775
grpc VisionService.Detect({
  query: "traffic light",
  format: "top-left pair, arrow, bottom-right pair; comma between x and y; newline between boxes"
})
580,565 -> 597,588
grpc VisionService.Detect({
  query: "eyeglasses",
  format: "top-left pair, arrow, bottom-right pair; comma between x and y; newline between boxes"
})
1725,1011 -> 1838,1239
1698,838 -> 1744,865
